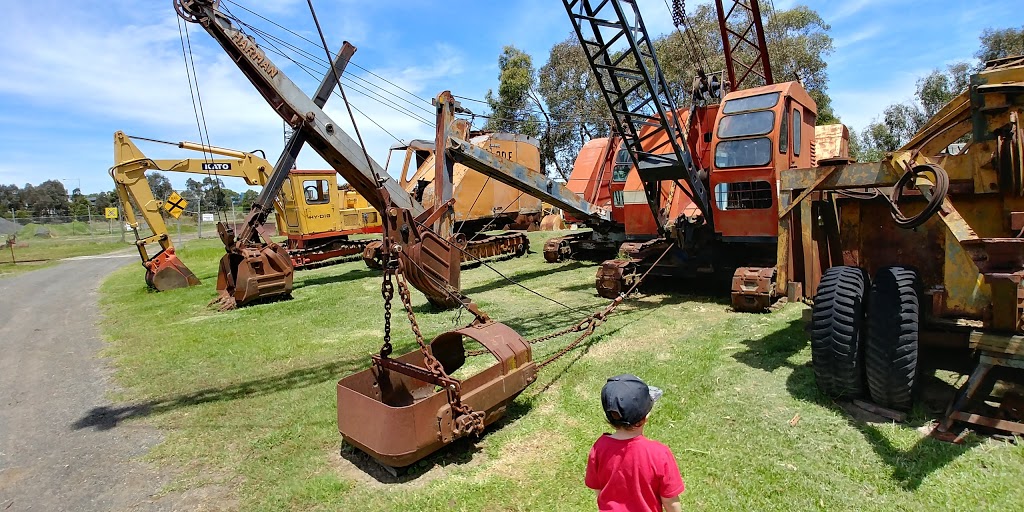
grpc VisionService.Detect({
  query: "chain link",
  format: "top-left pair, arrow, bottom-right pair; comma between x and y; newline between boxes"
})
394,261 -> 485,436
380,268 -> 394,358
465,242 -> 675,367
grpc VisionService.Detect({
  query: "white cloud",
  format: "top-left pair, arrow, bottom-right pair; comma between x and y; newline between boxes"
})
825,0 -> 882,21
832,25 -> 882,49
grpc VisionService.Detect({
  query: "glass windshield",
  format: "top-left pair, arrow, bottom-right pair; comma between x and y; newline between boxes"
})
718,110 -> 775,138
612,147 -> 631,182
714,138 -> 772,168
302,179 -> 330,204
722,92 -> 780,114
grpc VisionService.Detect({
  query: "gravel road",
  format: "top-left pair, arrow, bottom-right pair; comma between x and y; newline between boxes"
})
0,253 -> 178,511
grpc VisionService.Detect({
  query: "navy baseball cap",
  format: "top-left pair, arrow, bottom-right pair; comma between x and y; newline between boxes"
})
601,374 -> 663,426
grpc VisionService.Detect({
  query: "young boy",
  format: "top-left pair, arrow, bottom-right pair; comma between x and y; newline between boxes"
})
585,374 -> 685,512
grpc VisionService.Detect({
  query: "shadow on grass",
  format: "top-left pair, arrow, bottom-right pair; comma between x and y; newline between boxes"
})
731,317 -> 981,491
460,261 -> 588,296
71,354 -> 370,432
295,267 -> 379,289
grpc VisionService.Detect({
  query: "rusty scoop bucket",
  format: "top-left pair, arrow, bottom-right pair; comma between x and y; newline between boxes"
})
145,247 -> 201,291
337,321 -> 537,468
213,243 -> 294,309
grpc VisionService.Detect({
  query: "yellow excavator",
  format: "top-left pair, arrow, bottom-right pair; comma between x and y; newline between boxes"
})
111,131 -> 381,291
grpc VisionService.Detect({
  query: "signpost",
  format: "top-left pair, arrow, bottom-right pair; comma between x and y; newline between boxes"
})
163,192 -> 188,219
105,207 -> 119,235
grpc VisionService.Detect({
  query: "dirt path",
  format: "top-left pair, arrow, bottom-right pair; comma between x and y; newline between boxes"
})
0,252 -> 179,511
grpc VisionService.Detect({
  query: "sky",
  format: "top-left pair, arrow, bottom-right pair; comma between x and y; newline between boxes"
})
0,0 -> 1019,195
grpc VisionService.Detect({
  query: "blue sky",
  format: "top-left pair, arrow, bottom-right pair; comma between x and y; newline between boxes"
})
0,0 -> 1018,195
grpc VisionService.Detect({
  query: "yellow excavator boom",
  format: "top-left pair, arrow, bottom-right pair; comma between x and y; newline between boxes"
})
111,130 -> 273,291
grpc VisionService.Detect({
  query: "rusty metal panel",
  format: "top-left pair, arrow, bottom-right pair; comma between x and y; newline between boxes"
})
780,162 -> 899,191
775,214 -> 792,296
943,230 -> 991,321
838,200 -> 861,268
1010,212 -> 1024,231
800,199 -> 816,291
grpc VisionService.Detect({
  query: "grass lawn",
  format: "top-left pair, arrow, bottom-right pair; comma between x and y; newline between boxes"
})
98,231 -> 1022,511
0,234 -> 131,278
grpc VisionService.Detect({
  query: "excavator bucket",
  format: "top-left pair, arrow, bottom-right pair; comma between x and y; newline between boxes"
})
337,321 -> 537,468
213,244 -> 294,309
145,248 -> 201,291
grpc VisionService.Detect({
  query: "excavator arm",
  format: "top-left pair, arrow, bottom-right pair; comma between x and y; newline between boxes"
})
111,131 -> 277,291
175,0 -> 418,215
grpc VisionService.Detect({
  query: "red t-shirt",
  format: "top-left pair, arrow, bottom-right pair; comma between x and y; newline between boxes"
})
585,434 -> 685,512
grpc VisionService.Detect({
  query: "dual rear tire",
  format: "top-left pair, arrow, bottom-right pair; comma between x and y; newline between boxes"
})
810,265 -> 920,410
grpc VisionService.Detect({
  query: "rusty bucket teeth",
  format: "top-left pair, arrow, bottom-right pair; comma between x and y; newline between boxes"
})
207,291 -> 238,311
145,248 -> 201,291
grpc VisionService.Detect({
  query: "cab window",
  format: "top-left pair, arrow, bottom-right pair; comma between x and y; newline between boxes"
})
793,109 -> 802,157
302,180 -> 330,204
718,110 -> 775,138
715,181 -> 773,210
611,146 -> 631,182
722,92 -> 780,114
714,138 -> 772,168
779,109 -> 789,153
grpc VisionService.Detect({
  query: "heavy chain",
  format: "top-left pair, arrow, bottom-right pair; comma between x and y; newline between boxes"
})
467,243 -> 674,367
466,296 -> 624,365
671,0 -> 685,27
394,261 -> 485,436
380,266 -> 394,358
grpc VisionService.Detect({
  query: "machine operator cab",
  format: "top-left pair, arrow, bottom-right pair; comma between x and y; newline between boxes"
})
278,170 -> 382,238
710,82 -> 818,240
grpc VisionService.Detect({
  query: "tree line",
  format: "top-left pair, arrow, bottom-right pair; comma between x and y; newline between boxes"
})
479,4 -> 1021,174
853,27 -> 1023,160
0,173 -> 259,221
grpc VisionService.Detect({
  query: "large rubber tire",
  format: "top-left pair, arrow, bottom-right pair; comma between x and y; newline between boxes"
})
865,266 -> 920,411
811,266 -> 869,399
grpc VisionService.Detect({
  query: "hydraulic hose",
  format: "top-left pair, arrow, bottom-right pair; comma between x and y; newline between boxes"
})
888,163 -> 949,230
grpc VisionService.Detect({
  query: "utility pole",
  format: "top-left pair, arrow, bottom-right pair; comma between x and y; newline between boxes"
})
197,194 -> 203,239
62,178 -> 84,234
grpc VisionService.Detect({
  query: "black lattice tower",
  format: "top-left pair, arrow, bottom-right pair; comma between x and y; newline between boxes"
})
561,0 -> 711,223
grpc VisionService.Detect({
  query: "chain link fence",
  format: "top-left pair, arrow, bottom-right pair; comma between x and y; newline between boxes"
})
1,211 -> 277,246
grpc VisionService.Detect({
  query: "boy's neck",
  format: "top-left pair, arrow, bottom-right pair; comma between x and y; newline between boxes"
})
609,426 -> 644,440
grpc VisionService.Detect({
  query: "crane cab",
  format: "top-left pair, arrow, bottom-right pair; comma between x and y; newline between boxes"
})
278,170 -> 382,239
564,136 -> 619,224
391,132 -> 544,233
709,82 -> 817,240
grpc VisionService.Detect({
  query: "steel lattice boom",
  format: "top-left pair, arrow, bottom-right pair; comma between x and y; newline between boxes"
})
715,0 -> 774,90
561,0 -> 711,225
